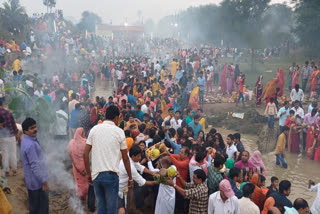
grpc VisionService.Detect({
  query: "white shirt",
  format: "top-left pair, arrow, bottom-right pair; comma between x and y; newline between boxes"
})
141,104 -> 148,114
116,70 -> 122,80
54,110 -> 68,136
238,197 -> 259,214
226,144 -> 238,160
155,63 -> 161,72
170,118 -> 182,131
189,162 -> 201,182
291,107 -> 305,119
86,120 -> 127,180
136,133 -> 145,143
290,88 -> 304,102
208,191 -> 240,214
310,183 -> 320,214
118,158 -> 146,198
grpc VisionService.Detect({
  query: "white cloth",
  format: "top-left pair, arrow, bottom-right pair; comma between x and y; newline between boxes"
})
54,110 -> 68,136
310,183 -> 320,214
208,191 -> 240,214
118,158 -> 146,198
133,161 -> 145,175
170,118 -> 182,131
189,162 -> 201,182
141,104 -> 148,114
291,107 -> 305,119
86,120 -> 127,180
155,166 -> 176,214
226,144 -> 238,160
290,89 -> 304,102
0,79 -> 5,98
136,133 -> 145,143
238,197 -> 259,214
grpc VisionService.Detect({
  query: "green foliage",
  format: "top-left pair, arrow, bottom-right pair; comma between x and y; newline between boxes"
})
0,0 -> 28,35
43,0 -> 56,9
77,11 -> 102,33
293,0 -> 320,56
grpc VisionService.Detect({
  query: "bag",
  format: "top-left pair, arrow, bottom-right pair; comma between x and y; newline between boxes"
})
87,184 -> 95,212
0,187 -> 12,214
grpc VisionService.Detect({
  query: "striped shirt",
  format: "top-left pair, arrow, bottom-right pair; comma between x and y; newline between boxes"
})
185,182 -> 208,214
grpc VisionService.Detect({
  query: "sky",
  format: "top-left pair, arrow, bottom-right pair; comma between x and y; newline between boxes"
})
0,0 -> 288,25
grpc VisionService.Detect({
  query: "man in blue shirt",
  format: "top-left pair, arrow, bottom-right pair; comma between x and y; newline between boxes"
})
197,72 -> 206,104
229,167 -> 243,199
133,105 -> 144,122
21,117 -> 49,214
277,101 -> 290,133
270,180 -> 293,208
188,114 -> 203,140
69,103 -> 80,138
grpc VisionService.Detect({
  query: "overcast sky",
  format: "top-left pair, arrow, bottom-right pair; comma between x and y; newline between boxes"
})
0,0 -> 288,24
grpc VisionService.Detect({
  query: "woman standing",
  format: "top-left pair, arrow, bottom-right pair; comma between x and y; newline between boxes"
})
249,151 -> 266,176
287,116 -> 301,153
255,75 -> 263,106
220,64 -> 228,95
291,65 -> 301,90
227,65 -> 234,95
67,127 -> 88,200
277,68 -> 284,97
310,66 -> 320,97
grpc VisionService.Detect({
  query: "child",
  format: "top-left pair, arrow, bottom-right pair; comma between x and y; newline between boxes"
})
267,176 -> 279,197
264,97 -> 278,129
226,134 -> 238,161
206,70 -> 213,94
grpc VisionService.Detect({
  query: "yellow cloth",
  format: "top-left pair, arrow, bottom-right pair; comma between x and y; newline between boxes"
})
12,59 -> 20,72
199,118 -> 206,132
0,170 -> 12,214
68,90 -> 74,99
152,82 -> 160,96
171,61 -> 177,77
275,133 -> 286,154
126,137 -> 133,152
160,69 -> 166,82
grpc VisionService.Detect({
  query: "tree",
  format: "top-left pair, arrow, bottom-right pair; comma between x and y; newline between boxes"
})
43,0 -> 56,13
0,0 -> 28,35
77,11 -> 102,33
293,0 -> 320,56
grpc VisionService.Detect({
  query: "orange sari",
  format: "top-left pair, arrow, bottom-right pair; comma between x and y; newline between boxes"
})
310,69 -> 320,92
261,197 -> 275,214
262,78 -> 278,100
277,68 -> 284,96
67,128 -> 88,200
250,173 -> 265,211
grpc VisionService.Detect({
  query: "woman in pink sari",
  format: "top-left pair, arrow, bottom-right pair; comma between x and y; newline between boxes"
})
220,64 -> 228,95
287,116 -> 300,153
227,66 -> 234,94
67,128 -> 88,200
276,68 -> 284,96
249,151 -> 266,176
291,66 -> 301,89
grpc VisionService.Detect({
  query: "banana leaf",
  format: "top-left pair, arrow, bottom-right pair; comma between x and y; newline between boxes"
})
4,87 -> 33,103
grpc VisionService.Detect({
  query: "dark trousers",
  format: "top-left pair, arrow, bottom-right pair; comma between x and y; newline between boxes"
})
213,73 -> 219,85
28,189 -> 49,214
303,131 -> 307,151
302,79 -> 308,92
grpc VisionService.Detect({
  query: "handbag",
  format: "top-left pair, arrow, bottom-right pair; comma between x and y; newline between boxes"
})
87,184 -> 96,212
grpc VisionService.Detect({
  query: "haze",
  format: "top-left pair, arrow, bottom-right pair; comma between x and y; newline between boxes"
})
0,0 -> 288,24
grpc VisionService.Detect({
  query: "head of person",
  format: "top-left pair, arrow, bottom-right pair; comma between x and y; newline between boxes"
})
160,156 -> 172,169
194,115 -> 200,125
168,108 -> 174,117
311,108 -> 317,117
293,198 -> 310,214
241,151 -> 250,163
195,152 -> 205,164
219,179 -> 235,201
71,93 -> 76,100
148,128 -> 156,139
284,101 -> 289,109
179,146 -> 190,160
295,84 -> 299,92
270,97 -> 274,103
138,141 -> 146,151
187,108 -> 193,116
213,155 -> 225,170
242,183 -> 255,199
129,145 -> 142,163
271,176 -> 279,189
168,74 -> 172,80
193,169 -> 206,184
22,117 -> 37,137
108,96 -> 113,103
229,167 -> 242,182
175,110 -> 181,119
135,104 -> 141,112
105,105 -> 120,125
279,180 -> 291,196
259,175 -> 266,187
233,133 -> 240,143
226,134 -> 234,146
294,100 -> 300,109
146,101 -> 150,107
282,126 -> 290,136
305,61 -> 309,66
289,109 -> 295,116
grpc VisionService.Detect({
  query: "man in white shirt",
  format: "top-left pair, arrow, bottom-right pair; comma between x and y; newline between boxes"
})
141,101 -> 150,114
291,100 -> 305,119
226,134 -> 238,160
290,84 -> 304,103
309,180 -> 320,214
118,145 -> 156,213
208,179 -> 240,214
84,106 -> 133,214
54,107 -> 68,138
238,183 -> 259,214
170,110 -> 183,131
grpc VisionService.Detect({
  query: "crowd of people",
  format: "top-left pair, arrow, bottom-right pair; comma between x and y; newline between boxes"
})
0,9 -> 319,214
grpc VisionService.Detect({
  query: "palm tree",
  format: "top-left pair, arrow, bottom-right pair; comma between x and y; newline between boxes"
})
43,0 -> 56,13
0,0 -> 28,35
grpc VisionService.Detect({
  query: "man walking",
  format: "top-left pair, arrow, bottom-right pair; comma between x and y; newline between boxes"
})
21,118 -> 49,214
84,105 -> 133,214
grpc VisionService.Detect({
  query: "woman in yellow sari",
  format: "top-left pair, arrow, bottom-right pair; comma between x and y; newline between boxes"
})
262,78 -> 278,105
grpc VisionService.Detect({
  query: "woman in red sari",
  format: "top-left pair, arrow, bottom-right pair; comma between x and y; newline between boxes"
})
306,125 -> 317,159
219,64 -> 228,95
67,128 -> 89,200
310,66 -> 320,96
255,75 -> 263,106
277,68 -> 284,96
287,116 -> 300,153
250,173 -> 265,211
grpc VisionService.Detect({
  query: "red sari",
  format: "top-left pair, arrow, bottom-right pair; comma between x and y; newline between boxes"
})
310,69 -> 319,92
220,65 -> 228,95
277,68 -> 284,96
67,128 -> 89,200
306,126 -> 316,159
287,117 -> 300,153
291,69 -> 300,89
250,173 -> 265,211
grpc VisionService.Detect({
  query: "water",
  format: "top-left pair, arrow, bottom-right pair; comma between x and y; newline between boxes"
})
93,79 -> 320,206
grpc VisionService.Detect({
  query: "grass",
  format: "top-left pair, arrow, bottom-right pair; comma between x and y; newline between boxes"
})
218,55 -> 306,90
